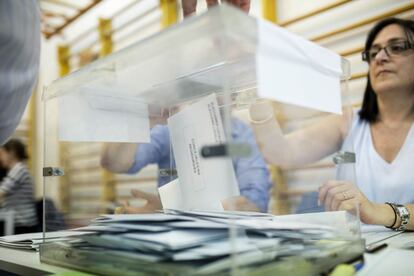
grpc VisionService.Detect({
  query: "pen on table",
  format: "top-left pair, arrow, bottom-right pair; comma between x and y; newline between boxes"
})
365,242 -> 388,253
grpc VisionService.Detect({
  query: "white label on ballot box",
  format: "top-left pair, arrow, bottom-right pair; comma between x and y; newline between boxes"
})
58,89 -> 150,142
168,94 -> 239,211
257,19 -> 342,114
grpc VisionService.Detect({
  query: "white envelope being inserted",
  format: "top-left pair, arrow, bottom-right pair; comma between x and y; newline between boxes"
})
167,94 -> 239,211
158,179 -> 185,210
159,179 -> 224,211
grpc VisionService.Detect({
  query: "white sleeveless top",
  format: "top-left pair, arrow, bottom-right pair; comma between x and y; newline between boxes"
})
340,113 -> 414,204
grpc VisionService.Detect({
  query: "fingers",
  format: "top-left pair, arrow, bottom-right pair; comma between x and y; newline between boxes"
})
318,180 -> 338,206
319,181 -> 356,211
123,205 -> 148,214
116,205 -> 150,214
114,206 -> 124,214
206,0 -> 219,9
149,115 -> 167,128
326,185 -> 354,211
222,0 -> 250,12
131,189 -> 158,203
131,189 -> 162,210
337,198 -> 359,216
222,196 -> 245,208
181,0 -> 197,17
114,200 -> 130,214
114,201 -> 155,214
184,0 -> 249,17
222,196 -> 260,212
240,0 -> 250,12
114,190 -> 161,214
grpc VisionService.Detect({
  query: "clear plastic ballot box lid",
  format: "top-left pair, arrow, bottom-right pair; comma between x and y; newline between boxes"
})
41,4 -> 363,275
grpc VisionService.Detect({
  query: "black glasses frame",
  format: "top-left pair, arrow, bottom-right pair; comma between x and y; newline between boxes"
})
361,41 -> 414,62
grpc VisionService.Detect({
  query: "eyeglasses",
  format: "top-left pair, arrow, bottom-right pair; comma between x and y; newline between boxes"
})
362,41 -> 414,63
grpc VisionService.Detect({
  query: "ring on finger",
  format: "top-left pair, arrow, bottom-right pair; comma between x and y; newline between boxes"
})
342,191 -> 351,200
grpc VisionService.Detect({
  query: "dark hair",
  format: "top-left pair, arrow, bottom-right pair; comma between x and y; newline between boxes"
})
2,139 -> 29,161
359,18 -> 414,122
0,165 -> 7,182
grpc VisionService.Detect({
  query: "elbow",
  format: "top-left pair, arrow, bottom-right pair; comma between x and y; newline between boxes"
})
100,152 -> 121,173
100,152 -> 133,174
262,142 -> 298,167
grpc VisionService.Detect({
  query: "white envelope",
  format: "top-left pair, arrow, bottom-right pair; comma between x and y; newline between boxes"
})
167,94 -> 239,211
158,179 -> 185,210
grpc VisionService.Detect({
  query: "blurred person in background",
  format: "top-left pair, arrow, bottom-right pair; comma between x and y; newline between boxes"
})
0,139 -> 38,235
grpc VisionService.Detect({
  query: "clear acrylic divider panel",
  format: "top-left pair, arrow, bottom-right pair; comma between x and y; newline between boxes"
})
42,4 -> 362,275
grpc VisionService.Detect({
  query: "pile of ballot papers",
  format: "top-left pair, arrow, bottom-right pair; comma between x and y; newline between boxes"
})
0,231 -> 94,250
39,210 -> 364,275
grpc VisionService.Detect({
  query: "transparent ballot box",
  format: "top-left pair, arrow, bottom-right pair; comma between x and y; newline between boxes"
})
41,4 -> 363,275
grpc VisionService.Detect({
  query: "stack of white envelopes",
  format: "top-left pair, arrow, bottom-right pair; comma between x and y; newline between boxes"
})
39,210 -> 364,275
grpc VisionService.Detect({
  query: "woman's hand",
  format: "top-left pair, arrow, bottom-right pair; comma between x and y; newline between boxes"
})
115,189 -> 162,214
318,180 -> 378,224
181,0 -> 250,17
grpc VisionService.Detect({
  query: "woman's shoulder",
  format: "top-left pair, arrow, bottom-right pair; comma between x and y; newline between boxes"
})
351,109 -> 370,128
341,108 -> 371,142
334,107 -> 367,144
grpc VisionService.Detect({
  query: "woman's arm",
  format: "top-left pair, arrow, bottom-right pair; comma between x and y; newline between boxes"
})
249,101 -> 351,166
101,143 -> 139,173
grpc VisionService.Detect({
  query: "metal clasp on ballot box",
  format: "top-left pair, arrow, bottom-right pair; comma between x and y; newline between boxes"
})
43,167 -> 65,177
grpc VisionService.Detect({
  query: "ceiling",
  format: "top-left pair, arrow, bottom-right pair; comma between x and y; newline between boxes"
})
40,0 -> 102,39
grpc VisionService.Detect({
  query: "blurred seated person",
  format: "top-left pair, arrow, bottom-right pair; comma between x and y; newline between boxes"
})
0,139 -> 38,234
249,18 -> 414,230
101,116 -> 271,213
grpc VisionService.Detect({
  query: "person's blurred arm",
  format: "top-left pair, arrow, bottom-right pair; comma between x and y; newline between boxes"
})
231,119 -> 272,212
0,1 -> 40,145
249,101 -> 350,167
101,125 -> 170,174
101,143 -> 138,173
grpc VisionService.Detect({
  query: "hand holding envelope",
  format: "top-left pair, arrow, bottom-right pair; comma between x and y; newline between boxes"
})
148,105 -> 171,128
222,196 -> 260,212
115,189 -> 162,214
115,189 -> 259,214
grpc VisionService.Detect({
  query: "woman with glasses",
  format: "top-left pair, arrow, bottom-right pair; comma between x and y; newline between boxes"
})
249,18 -> 414,230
